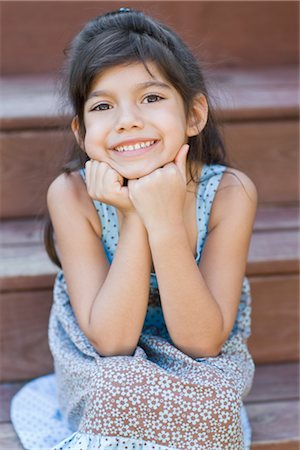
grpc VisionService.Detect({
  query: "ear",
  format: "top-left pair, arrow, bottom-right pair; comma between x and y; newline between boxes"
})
186,94 -> 208,137
71,116 -> 84,149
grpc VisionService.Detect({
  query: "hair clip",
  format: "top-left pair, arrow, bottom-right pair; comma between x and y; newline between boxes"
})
119,7 -> 132,13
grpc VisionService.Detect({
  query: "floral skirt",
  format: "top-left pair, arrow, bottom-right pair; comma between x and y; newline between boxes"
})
11,276 -> 255,450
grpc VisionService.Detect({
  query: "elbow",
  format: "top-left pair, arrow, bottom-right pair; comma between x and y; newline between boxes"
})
84,319 -> 137,357
188,344 -> 222,359
95,345 -> 137,358
172,337 -> 223,359
87,334 -> 137,357
198,344 -> 222,358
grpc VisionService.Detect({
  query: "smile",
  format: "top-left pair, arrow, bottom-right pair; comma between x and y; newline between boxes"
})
114,140 -> 156,152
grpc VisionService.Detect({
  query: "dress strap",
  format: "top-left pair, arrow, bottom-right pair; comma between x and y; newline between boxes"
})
195,164 -> 227,263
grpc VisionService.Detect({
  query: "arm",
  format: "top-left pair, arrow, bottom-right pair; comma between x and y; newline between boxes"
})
127,144 -> 257,358
88,212 -> 151,356
47,171 -> 151,357
148,171 -> 257,358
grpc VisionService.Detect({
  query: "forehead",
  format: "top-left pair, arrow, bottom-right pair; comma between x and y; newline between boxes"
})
89,61 -> 171,92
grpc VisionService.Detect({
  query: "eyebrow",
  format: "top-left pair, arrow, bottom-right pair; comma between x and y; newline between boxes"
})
87,81 -> 172,100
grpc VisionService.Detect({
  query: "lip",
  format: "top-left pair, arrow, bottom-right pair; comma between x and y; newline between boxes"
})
111,140 -> 159,157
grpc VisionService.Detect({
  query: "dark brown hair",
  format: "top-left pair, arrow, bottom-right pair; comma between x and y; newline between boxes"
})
44,8 -> 230,268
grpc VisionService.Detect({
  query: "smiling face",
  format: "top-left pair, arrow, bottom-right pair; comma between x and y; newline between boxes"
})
73,61 -> 206,179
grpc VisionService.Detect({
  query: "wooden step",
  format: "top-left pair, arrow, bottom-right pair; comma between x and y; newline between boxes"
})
1,2 -> 298,75
0,362 -> 299,449
0,66 -> 299,218
1,206 -> 298,291
1,67 -> 298,130
0,206 -> 298,381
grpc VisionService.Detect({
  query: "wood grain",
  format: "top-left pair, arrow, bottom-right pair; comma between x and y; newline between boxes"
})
0,423 -> 23,450
0,273 -> 298,379
1,2 -> 298,75
0,290 -> 54,382
247,400 -> 300,442
251,440 -> 300,450
0,129 -> 72,219
245,362 -> 299,403
1,121 -> 298,218
248,275 -> 300,363
0,383 -> 24,423
223,120 -> 299,204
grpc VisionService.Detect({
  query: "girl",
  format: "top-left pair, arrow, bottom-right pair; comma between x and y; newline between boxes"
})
11,8 -> 257,450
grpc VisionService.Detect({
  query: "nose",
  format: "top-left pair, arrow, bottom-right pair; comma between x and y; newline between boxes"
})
115,103 -> 144,132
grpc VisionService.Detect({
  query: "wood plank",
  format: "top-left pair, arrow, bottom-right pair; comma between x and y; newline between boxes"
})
223,120 -> 299,204
246,400 -> 300,443
1,205 -> 299,291
0,423 -> 23,450
1,121 -> 298,219
1,67 -> 298,130
1,227 -> 298,290
247,229 -> 299,276
0,383 -> 24,423
252,440 -> 300,450
0,129 -> 72,219
253,207 -> 299,231
248,275 -> 299,363
0,243 -> 57,277
1,206 -> 298,243
1,2 -> 298,74
0,231 -> 298,292
0,217 -> 46,245
0,290 -> 54,382
0,274 -> 298,380
245,362 -> 299,403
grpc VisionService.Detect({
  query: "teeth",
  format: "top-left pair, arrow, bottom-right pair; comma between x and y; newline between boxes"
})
115,140 -> 155,152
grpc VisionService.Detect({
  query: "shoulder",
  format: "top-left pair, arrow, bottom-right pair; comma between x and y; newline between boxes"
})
47,171 -> 102,237
208,167 -> 258,232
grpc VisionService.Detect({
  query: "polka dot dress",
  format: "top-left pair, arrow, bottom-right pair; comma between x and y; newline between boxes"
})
11,164 -> 254,449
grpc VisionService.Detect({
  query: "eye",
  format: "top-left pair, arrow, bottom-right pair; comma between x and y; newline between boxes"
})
91,103 -> 112,111
143,94 -> 164,104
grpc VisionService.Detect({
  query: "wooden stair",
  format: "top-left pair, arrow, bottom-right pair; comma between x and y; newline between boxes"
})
0,1 -> 299,449
1,67 -> 299,218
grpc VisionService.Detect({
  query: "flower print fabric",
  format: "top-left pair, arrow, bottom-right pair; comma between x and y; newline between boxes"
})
11,164 -> 254,450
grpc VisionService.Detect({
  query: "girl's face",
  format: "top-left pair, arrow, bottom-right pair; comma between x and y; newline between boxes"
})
74,61 -> 204,179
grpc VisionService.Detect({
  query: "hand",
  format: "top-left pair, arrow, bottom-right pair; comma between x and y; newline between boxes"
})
127,144 -> 189,232
85,160 -> 136,216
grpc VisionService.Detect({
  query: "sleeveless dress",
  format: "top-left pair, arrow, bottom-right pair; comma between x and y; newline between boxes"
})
11,163 -> 255,450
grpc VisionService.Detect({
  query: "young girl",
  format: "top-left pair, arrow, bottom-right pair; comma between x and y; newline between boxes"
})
11,8 -> 257,450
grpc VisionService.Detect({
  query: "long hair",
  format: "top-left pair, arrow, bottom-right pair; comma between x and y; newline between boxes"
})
44,8 -> 229,268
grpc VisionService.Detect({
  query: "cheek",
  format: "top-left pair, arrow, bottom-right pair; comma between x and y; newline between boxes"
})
84,124 -> 105,150
160,110 -> 187,137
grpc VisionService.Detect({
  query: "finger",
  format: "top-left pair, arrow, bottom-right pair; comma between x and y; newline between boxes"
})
90,159 -> 99,192
127,178 -> 137,192
85,160 -> 91,186
103,166 -> 124,194
127,179 -> 138,201
174,144 -> 189,179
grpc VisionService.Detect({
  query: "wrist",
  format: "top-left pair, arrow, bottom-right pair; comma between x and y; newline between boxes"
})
121,211 -> 146,228
148,221 -> 186,243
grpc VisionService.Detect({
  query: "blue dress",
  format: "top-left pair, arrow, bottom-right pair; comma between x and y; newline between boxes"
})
11,163 -> 254,449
